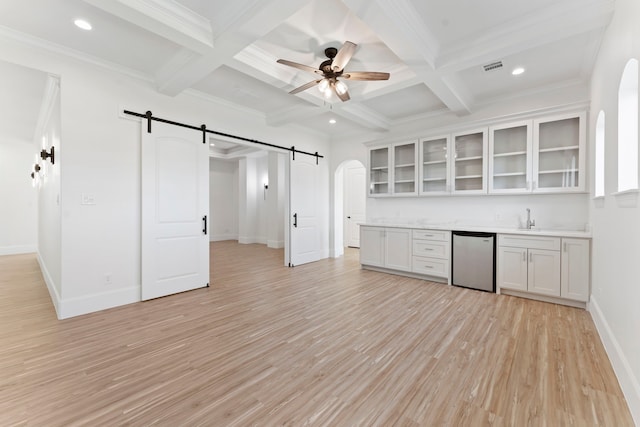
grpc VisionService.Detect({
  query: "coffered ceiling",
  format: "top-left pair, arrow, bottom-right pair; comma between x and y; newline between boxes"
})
0,0 -> 614,140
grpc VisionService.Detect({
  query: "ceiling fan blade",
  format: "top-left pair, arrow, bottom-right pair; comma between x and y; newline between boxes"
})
331,41 -> 357,72
277,59 -> 322,75
289,79 -> 322,95
343,71 -> 390,81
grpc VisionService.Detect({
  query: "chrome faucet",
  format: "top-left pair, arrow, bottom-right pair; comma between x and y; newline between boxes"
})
526,208 -> 536,229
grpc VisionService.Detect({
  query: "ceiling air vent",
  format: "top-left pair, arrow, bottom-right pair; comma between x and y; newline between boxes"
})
483,61 -> 503,72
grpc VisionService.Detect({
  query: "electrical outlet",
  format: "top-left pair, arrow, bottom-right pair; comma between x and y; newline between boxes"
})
104,273 -> 113,285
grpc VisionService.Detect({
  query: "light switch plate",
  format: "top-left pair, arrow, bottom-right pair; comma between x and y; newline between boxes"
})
81,193 -> 96,205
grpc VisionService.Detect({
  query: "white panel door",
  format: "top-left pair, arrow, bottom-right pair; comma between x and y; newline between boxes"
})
141,121 -> 209,300
289,153 -> 323,266
345,164 -> 366,248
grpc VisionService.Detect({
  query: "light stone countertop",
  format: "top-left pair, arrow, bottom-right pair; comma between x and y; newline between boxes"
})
359,222 -> 592,239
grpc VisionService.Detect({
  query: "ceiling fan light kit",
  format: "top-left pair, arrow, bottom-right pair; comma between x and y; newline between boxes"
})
277,41 -> 390,102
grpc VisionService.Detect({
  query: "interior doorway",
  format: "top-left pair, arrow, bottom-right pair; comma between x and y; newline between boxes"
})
334,160 -> 366,257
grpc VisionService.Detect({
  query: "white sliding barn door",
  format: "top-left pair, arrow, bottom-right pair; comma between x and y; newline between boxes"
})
289,152 -> 323,266
141,121 -> 209,300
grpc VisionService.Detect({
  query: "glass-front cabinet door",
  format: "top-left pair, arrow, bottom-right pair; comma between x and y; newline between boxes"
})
452,129 -> 488,194
369,146 -> 390,196
392,141 -> 417,195
489,121 -> 532,193
533,112 -> 585,192
419,136 -> 450,195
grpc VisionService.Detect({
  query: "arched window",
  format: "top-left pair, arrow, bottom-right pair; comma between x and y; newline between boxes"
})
617,59 -> 639,192
595,111 -> 605,197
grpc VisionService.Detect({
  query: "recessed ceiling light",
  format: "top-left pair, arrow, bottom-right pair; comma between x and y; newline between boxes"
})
329,118 -> 336,124
209,143 -> 215,146
74,19 -> 92,31
512,67 -> 525,76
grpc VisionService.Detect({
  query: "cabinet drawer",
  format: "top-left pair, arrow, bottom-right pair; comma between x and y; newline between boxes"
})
412,229 -> 450,242
412,256 -> 448,277
413,240 -> 449,259
498,234 -> 560,251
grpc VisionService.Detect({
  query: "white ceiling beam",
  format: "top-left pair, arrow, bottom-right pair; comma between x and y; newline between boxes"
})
154,0 -> 311,96
265,105 -> 321,127
334,103 -> 391,132
436,0 -> 615,73
82,0 -> 214,53
342,0 -> 472,115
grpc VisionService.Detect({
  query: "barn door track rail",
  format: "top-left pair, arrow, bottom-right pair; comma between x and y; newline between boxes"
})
124,110 -> 324,163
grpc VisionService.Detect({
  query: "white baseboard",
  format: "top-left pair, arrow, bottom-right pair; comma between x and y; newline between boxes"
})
238,236 -> 267,245
0,244 -> 36,256
589,296 -> 640,425
210,233 -> 238,242
267,239 -> 284,249
58,286 -> 140,320
37,252 -> 60,318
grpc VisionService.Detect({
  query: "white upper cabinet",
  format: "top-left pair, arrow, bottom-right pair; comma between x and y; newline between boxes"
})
533,112 -> 586,193
366,111 -> 586,197
392,141 -> 418,195
419,135 -> 450,195
368,146 -> 390,196
489,120 -> 532,194
452,128 -> 488,194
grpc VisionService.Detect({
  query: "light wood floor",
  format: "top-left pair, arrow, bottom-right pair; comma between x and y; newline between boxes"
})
0,242 -> 633,426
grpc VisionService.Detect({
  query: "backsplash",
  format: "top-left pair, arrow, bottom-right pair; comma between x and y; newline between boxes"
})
367,193 -> 590,232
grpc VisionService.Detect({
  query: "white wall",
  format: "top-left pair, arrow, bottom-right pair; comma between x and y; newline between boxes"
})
0,137 -> 37,255
267,151 -> 286,249
0,36 -> 329,319
587,0 -> 640,422
209,158 -> 239,241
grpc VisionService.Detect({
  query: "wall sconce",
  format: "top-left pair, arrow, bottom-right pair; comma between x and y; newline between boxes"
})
263,183 -> 269,200
40,146 -> 55,164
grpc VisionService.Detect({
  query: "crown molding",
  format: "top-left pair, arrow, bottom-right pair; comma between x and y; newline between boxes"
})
82,0 -> 214,53
0,25 -> 153,83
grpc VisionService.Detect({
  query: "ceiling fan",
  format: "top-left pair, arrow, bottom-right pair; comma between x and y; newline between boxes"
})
277,41 -> 390,102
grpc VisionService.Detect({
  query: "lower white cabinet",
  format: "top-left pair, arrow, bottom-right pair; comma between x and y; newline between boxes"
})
360,226 -> 449,279
359,226 -> 411,272
385,228 -> 412,271
528,249 -> 562,296
360,226 -> 385,267
411,229 -> 450,279
561,238 -> 590,302
360,227 -> 590,306
498,234 -> 589,303
498,246 -> 561,297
